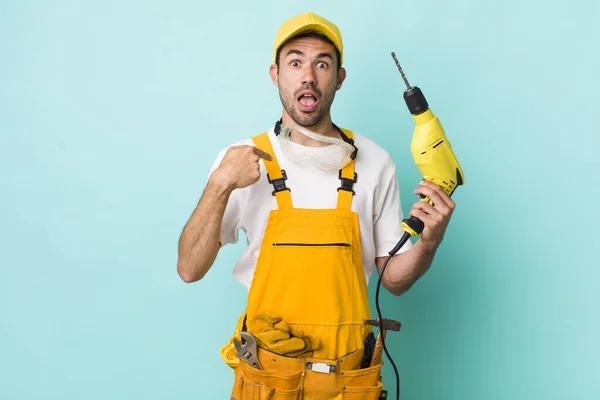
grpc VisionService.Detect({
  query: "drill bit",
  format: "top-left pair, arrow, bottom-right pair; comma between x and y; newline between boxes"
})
391,52 -> 411,90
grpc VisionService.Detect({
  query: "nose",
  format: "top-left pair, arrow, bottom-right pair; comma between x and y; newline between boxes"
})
301,65 -> 316,86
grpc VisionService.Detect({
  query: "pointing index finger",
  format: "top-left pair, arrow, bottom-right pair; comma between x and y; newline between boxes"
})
252,146 -> 273,161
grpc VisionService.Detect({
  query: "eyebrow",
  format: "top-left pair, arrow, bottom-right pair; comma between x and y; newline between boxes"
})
285,49 -> 334,61
285,49 -> 305,58
316,52 -> 333,61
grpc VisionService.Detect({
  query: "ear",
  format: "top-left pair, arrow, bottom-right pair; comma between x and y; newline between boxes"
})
336,67 -> 347,90
269,64 -> 279,87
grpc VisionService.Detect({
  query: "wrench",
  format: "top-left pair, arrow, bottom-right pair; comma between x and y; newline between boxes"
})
234,332 -> 262,370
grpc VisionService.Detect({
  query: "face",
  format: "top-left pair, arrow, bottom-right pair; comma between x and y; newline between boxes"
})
270,36 -> 346,128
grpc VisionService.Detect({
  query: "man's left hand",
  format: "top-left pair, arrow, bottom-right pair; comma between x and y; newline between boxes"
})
409,180 -> 456,250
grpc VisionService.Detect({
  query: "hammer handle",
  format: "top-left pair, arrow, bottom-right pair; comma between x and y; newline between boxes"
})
370,330 -> 386,367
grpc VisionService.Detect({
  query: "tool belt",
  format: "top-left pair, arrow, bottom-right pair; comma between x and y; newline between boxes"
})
231,345 -> 383,400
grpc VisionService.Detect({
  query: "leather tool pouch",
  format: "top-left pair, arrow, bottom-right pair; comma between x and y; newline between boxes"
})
230,347 -> 383,400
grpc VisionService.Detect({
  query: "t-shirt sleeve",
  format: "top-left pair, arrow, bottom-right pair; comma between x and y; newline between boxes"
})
206,147 -> 241,247
373,155 -> 413,258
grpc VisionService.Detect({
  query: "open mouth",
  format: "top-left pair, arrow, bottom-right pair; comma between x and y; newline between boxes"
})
297,93 -> 319,112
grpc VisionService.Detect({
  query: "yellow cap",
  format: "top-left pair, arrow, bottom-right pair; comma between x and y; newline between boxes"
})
273,12 -> 343,66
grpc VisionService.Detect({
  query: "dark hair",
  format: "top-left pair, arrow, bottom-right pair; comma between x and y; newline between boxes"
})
275,31 -> 341,69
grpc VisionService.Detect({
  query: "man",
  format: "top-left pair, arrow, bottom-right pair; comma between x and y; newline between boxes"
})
177,12 -> 455,399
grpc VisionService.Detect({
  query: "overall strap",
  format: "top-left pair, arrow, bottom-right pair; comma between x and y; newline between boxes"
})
252,132 -> 293,210
336,128 -> 357,210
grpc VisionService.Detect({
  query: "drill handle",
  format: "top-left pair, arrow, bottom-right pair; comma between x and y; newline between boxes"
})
402,216 -> 424,237
401,195 -> 432,236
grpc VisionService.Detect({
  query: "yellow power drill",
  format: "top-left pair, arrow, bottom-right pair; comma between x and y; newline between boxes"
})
373,52 -> 465,400
389,51 -> 465,251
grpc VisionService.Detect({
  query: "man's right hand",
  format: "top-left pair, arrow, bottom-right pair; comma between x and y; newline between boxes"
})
177,145 -> 272,283
210,145 -> 273,191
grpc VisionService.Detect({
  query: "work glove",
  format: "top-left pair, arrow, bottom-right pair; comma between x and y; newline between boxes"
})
247,311 -> 320,357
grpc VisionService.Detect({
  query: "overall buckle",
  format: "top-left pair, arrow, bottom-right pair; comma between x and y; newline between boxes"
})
267,169 -> 290,196
337,170 -> 357,195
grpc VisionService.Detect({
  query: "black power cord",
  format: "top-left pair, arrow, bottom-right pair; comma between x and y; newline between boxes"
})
375,230 -> 412,400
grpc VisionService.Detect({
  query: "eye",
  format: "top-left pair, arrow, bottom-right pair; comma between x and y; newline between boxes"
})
317,62 -> 328,68
290,60 -> 300,67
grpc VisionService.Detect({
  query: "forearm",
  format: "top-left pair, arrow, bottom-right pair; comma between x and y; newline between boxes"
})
177,179 -> 233,283
378,239 -> 438,296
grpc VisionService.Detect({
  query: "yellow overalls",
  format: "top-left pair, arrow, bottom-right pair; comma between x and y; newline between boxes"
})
220,128 -> 384,399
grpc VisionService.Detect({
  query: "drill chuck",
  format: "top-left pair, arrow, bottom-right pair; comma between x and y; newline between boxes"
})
403,87 -> 429,116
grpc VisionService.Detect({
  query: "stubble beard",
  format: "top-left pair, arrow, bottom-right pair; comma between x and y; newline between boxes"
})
279,81 -> 337,128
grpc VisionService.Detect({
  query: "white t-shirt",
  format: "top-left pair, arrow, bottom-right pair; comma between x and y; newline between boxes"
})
207,127 -> 413,289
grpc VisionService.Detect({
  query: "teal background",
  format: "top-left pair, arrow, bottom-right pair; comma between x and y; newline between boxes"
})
1,0 -> 598,399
